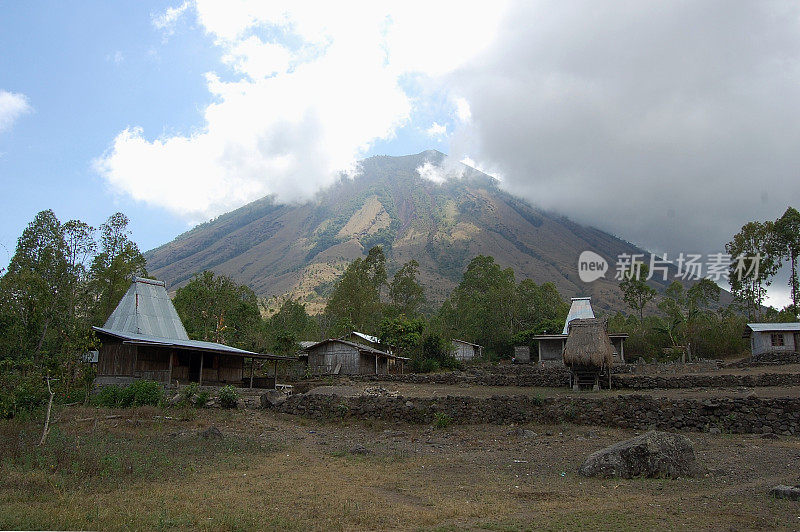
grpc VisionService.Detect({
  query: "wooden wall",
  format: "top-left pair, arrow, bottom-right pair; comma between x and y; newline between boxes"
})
307,342 -> 390,375
98,340 -> 137,377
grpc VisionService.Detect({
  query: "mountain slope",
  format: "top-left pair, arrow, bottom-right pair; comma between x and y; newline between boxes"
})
145,150 -> 674,314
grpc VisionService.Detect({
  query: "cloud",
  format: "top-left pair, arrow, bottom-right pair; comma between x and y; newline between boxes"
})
446,1 -> 800,260
99,1 -> 509,221
425,122 -> 447,139
0,90 -> 31,133
152,1 -> 190,34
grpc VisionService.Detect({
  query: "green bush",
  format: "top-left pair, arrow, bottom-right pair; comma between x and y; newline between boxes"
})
180,383 -> 199,403
194,391 -> 210,408
218,385 -> 239,409
433,412 -> 453,429
417,358 -> 440,373
92,380 -> 163,408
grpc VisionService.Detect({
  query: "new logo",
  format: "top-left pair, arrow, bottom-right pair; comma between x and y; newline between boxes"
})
578,251 -> 608,283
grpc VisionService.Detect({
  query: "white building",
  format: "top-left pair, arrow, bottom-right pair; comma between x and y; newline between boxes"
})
744,323 -> 800,356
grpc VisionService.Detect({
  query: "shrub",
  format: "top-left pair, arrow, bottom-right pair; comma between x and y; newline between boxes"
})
125,380 -> 163,407
417,358 -> 440,373
433,412 -> 453,429
180,383 -> 199,403
92,380 -> 163,408
218,385 -> 239,409
92,385 -> 122,408
194,391 -> 210,408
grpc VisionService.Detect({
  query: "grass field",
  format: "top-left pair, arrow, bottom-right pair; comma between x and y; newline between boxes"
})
2,405 -> 800,530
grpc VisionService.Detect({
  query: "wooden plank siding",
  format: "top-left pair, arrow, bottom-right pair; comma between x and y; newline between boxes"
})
97,335 -> 245,385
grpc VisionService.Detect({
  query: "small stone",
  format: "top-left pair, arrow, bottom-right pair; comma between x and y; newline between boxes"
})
350,444 -> 370,455
709,427 -> 722,435
199,426 -> 223,439
761,433 -> 780,440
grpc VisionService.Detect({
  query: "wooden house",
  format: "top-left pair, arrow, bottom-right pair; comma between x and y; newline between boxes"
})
92,277 -> 286,387
744,323 -> 800,356
300,338 -> 407,376
452,339 -> 483,362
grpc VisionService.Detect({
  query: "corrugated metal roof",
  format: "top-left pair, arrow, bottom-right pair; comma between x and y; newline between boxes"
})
347,331 -> 381,344
103,277 -> 189,340
562,297 -> 595,334
93,326 -> 289,359
746,323 -> 800,333
304,338 -> 402,358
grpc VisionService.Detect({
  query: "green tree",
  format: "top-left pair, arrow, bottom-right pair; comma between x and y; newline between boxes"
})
324,246 -> 386,335
173,271 -> 261,350
90,213 -> 147,324
771,207 -> 800,319
438,255 -> 516,356
0,210 -> 69,358
264,296 -> 315,355
726,221 -> 778,320
379,314 -> 425,356
619,262 -> 657,321
388,259 -> 426,317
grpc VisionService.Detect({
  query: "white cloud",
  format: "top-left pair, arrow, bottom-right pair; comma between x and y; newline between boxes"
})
152,1 -> 190,33
98,1 -> 510,221
425,122 -> 447,139
0,90 -> 31,133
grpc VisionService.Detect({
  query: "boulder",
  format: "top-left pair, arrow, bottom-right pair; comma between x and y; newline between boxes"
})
578,430 -> 700,479
261,390 -> 287,408
769,485 -> 800,500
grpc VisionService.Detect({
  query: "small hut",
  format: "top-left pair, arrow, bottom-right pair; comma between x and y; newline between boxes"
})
562,318 -> 615,391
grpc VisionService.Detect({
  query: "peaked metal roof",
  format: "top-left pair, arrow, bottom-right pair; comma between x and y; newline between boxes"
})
563,297 -> 595,334
103,277 -> 189,340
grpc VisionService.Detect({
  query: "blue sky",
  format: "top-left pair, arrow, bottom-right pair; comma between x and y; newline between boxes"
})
0,1 -> 470,262
2,2 -> 799,307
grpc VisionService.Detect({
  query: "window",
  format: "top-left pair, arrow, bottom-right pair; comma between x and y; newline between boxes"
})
771,333 -> 785,347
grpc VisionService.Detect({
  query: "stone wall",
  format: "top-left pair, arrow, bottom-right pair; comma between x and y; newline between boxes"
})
277,393 -> 800,435
342,364 -> 800,390
725,352 -> 800,368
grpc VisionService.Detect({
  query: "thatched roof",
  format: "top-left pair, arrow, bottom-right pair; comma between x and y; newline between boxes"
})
562,318 -> 615,368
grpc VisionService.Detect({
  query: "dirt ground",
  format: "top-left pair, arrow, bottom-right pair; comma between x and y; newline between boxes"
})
3,404 -> 800,531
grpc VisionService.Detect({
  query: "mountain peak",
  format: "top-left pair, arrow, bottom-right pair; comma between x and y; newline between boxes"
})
145,151 -> 654,314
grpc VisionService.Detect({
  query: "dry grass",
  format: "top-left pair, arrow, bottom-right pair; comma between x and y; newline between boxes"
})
2,406 -> 799,530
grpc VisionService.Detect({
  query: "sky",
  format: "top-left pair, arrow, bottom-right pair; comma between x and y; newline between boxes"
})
1,1 -> 799,307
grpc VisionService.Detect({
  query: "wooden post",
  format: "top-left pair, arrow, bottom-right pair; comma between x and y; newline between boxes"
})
199,353 -> 204,386
167,349 -> 174,384
273,359 -> 278,386
375,354 -> 378,375
537,341 -> 542,363
249,358 -> 254,389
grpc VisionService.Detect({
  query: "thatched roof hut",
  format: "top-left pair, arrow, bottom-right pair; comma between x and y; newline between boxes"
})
562,318 -> 615,369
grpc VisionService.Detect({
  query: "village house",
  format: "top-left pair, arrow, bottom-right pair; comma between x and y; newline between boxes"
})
300,338 -> 408,376
744,323 -> 800,356
93,277 -> 287,388
532,297 -> 627,364
451,339 -> 483,362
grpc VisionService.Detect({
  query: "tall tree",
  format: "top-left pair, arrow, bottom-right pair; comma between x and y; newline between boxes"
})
726,220 -> 778,320
324,246 -> 386,334
619,262 -> 657,321
90,213 -> 147,324
173,271 -> 262,350
771,207 -> 800,319
439,255 -> 516,354
388,259 -> 426,317
0,210 -> 68,358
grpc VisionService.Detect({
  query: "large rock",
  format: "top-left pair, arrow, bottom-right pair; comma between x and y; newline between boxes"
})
578,430 -> 700,479
261,389 -> 287,408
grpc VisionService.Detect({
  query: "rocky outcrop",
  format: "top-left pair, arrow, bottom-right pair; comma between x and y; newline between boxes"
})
578,431 -> 700,478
